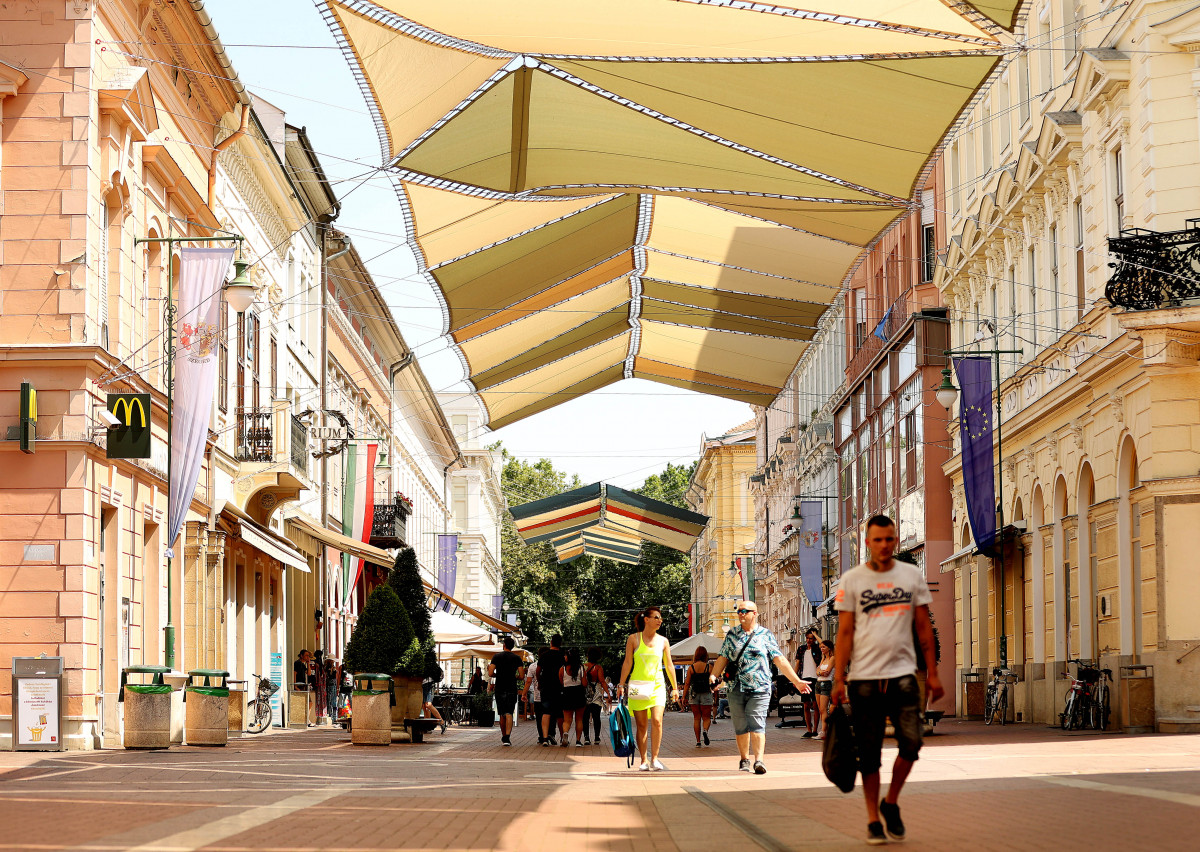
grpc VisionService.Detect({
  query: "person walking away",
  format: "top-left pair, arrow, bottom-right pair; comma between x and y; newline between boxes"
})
292,649 -> 316,727
798,630 -> 821,737
583,648 -> 609,745
681,647 -> 714,747
617,606 -> 679,771
324,658 -> 339,722
560,648 -> 588,747
524,650 -> 545,743
832,514 -> 943,845
709,602 -> 810,774
489,637 -> 524,746
538,636 -> 567,746
422,656 -> 447,734
814,640 -> 835,739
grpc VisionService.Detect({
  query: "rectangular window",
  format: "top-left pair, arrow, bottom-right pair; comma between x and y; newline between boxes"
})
897,336 -> 917,380
218,306 -> 229,413
881,399 -> 894,509
981,100 -> 992,173
1112,147 -> 1125,234
855,288 -> 867,350
1008,265 -> 1018,368
1075,199 -> 1086,321
1049,224 -> 1060,335
1028,247 -> 1038,349
270,336 -> 278,402
998,74 -> 1011,151
1018,54 -> 1031,126
236,313 -> 245,413
921,224 -> 936,282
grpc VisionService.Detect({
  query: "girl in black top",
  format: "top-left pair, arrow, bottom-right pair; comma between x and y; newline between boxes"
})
681,647 -> 714,747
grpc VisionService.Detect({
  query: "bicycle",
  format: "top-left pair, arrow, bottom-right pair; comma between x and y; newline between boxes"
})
1060,660 -> 1112,731
246,673 -> 280,734
984,667 -> 1018,726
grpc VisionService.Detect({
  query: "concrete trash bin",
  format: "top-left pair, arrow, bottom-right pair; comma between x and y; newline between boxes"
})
120,666 -> 173,749
351,673 -> 394,746
185,670 -> 230,746
960,670 -> 985,720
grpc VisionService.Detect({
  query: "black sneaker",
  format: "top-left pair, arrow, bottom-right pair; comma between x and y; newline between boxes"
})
753,760 -> 766,774
866,822 -> 887,846
502,735 -> 512,747
702,731 -> 709,746
879,802 -> 905,842
540,740 -> 549,747
802,730 -> 815,738
738,758 -> 751,772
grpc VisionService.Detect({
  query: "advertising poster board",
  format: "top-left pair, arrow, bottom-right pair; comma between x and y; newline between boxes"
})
12,658 -> 63,752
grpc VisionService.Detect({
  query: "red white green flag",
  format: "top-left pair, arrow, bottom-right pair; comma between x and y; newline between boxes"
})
341,442 -> 377,608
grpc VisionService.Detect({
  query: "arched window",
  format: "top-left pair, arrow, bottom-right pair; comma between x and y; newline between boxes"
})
1117,436 -> 1141,657
1052,476 -> 1069,662
1077,463 -> 1096,659
1031,485 -> 1046,664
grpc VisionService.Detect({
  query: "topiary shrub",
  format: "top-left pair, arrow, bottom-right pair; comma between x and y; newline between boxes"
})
386,546 -> 437,677
343,585 -> 415,676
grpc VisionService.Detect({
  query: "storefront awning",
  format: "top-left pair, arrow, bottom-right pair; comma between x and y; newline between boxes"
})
286,515 -> 395,568
222,504 -> 309,572
427,586 -> 519,634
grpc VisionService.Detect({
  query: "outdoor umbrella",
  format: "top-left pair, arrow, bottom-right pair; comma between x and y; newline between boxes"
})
670,633 -> 724,659
439,643 -> 532,662
320,0 -> 1020,427
431,609 -> 493,645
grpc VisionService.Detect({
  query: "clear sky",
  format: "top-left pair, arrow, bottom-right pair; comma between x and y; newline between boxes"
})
203,0 -> 754,488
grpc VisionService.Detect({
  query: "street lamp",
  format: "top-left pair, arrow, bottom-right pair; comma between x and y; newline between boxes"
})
938,346 -> 1021,669
223,259 -> 255,314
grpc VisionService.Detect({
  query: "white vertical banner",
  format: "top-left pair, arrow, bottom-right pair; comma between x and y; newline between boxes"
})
166,247 -> 236,556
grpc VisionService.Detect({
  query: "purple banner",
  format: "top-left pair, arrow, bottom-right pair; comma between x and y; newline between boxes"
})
436,534 -> 459,612
491,594 -> 503,619
955,357 -> 997,556
797,500 -> 824,605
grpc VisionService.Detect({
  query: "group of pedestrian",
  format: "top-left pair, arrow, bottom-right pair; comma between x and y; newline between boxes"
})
522,636 -> 612,748
292,648 -> 342,725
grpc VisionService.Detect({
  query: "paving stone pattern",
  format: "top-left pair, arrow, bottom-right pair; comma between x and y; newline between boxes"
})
1,711 -> 1199,851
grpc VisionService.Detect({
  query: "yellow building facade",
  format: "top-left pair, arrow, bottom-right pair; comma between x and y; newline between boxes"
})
686,422 -> 756,637
938,1 -> 1200,730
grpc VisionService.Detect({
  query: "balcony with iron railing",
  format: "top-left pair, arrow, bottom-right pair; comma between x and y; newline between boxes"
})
847,288 -> 941,381
370,496 -> 412,549
234,402 -> 309,480
1107,220 -> 1200,310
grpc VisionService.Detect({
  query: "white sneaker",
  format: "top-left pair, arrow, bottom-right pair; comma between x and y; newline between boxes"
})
652,759 -> 665,771
638,762 -> 650,772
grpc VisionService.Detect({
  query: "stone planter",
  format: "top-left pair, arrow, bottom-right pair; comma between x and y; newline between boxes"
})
185,688 -> 229,746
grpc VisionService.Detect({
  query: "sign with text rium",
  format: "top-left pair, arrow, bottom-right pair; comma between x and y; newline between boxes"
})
106,393 -> 152,459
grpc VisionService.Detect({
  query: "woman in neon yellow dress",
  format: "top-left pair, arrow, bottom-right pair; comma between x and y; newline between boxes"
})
617,605 -> 679,771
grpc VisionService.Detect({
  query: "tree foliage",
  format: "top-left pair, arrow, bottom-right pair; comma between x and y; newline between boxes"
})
498,446 -> 697,673
386,545 -> 437,677
342,585 -> 415,676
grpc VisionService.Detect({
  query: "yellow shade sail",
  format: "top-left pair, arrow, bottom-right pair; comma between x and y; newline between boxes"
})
322,0 -> 1020,428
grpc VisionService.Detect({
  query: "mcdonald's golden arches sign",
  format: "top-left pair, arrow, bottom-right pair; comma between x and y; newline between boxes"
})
106,394 -> 152,460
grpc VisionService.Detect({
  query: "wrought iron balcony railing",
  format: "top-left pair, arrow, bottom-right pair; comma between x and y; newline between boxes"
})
236,409 -> 272,462
1107,220 -> 1200,310
370,499 -> 409,548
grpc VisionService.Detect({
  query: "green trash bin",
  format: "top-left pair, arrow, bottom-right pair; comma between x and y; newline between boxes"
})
351,673 -> 394,746
185,670 -> 230,746
120,666 -> 173,749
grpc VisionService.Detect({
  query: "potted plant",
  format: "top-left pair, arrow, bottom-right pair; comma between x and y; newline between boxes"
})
342,585 -> 414,742
470,692 -> 495,728
387,547 -> 437,724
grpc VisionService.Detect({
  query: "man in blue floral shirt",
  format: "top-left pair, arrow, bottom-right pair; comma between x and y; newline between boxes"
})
710,601 -> 811,774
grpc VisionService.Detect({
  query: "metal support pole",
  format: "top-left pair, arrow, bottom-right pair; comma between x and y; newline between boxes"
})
135,233 -> 243,671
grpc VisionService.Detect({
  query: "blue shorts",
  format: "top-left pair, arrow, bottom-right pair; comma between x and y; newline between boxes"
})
728,689 -> 770,735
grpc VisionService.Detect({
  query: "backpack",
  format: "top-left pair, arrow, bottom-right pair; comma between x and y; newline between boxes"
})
609,700 -> 636,767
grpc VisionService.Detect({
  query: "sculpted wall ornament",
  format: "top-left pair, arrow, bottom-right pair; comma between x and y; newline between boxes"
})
1110,391 -> 1125,426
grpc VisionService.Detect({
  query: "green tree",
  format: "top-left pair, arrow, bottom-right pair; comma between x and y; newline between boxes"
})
342,585 -> 415,676
386,545 -> 437,677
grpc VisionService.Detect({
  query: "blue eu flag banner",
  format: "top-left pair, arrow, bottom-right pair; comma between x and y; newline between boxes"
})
955,356 -> 997,556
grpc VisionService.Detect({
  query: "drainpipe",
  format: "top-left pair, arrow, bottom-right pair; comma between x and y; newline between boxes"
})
208,103 -> 250,210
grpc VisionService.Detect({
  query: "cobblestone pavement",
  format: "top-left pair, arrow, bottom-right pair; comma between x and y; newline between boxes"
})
2,711 -> 1199,851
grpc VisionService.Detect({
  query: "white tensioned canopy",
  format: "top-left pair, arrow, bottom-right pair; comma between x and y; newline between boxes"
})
320,0 -> 1021,428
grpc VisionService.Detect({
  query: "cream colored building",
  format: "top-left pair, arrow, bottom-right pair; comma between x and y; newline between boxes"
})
686,422 -> 756,637
938,0 -> 1200,730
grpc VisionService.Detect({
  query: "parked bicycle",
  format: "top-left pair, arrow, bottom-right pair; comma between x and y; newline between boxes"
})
984,667 -> 1018,725
246,673 -> 280,734
1060,659 -> 1112,731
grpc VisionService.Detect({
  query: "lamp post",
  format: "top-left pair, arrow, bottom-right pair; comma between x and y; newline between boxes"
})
135,233 -> 250,670
936,346 -> 1021,669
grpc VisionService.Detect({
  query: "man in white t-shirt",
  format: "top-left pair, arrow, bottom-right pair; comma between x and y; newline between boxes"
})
832,514 -> 943,846
797,630 -> 821,737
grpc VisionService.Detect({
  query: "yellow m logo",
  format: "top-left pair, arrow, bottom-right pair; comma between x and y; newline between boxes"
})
110,396 -> 147,428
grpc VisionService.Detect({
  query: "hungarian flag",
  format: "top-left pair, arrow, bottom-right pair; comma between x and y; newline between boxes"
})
341,442 -> 378,608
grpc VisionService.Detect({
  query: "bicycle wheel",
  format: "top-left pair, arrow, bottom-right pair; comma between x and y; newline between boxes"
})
1093,684 -> 1110,731
998,687 -> 1008,726
984,687 -> 997,725
1061,692 -> 1075,730
247,699 -> 271,734
1070,695 -> 1085,730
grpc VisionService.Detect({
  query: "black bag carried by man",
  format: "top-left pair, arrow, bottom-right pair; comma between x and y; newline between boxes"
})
822,704 -> 859,793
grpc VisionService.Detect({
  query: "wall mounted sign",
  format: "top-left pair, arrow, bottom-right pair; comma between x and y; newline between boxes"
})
106,393 -> 152,459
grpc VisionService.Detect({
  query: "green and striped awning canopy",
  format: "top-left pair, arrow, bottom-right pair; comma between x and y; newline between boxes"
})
510,482 -> 708,564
